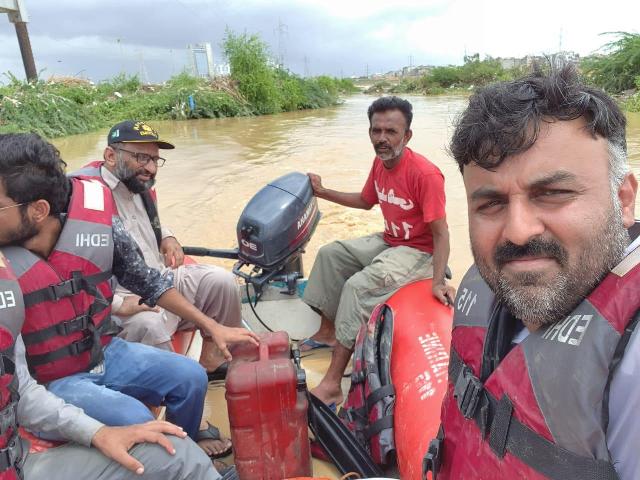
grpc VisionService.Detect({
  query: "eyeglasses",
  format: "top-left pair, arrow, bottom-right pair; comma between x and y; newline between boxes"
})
115,147 -> 166,167
0,202 -> 26,213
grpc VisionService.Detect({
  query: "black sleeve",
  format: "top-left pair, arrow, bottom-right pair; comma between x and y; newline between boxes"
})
111,216 -> 173,306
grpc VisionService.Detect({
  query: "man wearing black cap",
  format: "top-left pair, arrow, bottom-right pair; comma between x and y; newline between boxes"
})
74,120 -> 242,457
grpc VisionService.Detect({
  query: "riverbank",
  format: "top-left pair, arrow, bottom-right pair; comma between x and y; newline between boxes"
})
363,32 -> 640,112
0,30 -> 358,138
0,72 -> 357,139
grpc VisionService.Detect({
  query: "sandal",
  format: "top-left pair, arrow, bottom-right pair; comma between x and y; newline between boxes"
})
196,421 -> 233,459
299,338 -> 333,352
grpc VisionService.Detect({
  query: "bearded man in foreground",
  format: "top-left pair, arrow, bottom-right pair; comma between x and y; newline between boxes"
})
425,65 -> 639,480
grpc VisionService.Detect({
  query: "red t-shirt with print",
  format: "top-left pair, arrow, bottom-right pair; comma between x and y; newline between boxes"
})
360,147 -> 445,253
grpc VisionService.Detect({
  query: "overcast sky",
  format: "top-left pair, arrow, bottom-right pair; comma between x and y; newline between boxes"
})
1,0 -> 639,83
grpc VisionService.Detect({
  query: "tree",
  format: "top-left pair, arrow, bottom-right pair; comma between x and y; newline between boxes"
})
223,30 -> 281,114
581,32 -> 640,93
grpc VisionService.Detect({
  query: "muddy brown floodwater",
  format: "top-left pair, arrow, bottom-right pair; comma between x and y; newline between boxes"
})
55,95 -> 640,288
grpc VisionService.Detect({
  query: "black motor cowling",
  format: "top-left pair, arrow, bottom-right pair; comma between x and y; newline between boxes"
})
236,172 -> 320,270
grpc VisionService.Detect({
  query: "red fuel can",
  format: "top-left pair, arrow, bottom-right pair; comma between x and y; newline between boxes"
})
226,332 -> 312,479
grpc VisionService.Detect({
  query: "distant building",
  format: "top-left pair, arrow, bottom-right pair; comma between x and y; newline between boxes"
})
497,51 -> 580,70
188,43 -> 215,78
215,63 -> 231,76
401,65 -> 433,77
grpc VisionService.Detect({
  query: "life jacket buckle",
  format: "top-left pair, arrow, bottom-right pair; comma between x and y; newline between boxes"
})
57,314 -> 91,336
48,275 -> 82,301
68,336 -> 94,356
422,436 -> 442,479
453,366 -> 483,419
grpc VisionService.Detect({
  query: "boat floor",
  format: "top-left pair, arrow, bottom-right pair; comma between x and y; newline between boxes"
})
188,291 -> 350,478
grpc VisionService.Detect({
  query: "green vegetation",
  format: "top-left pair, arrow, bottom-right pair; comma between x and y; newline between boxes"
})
367,55 -> 520,96
580,32 -> 640,111
222,30 -> 357,114
581,32 -> 640,93
0,31 -> 357,138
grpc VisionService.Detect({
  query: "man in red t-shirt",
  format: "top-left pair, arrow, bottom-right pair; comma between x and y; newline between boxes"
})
302,96 -> 455,406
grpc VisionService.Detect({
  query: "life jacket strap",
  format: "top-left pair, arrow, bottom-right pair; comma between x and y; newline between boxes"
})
0,355 -> 15,377
0,430 -> 23,475
27,334 -> 95,368
0,355 -> 19,437
448,349 -> 620,480
23,270 -> 112,307
0,401 -> 18,437
140,189 -> 162,248
21,297 -> 111,346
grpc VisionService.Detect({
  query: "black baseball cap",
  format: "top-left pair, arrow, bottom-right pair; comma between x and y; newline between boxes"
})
107,120 -> 175,149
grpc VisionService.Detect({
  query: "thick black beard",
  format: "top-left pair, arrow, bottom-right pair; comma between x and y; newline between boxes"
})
5,207 -> 38,246
121,174 -> 155,194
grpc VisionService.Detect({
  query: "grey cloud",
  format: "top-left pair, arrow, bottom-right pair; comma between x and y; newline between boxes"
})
1,0 -> 461,82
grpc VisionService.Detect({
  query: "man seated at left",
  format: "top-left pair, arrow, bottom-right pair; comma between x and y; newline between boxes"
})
74,120 -> 240,382
0,132 -> 257,460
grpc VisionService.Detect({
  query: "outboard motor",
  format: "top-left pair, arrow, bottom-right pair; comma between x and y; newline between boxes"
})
233,172 -> 320,293
235,172 -> 320,293
183,172 -> 320,296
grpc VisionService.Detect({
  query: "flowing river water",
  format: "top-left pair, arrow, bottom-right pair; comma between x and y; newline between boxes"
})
54,94 -> 640,288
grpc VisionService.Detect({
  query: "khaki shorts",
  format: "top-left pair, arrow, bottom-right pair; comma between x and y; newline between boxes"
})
302,233 -> 433,348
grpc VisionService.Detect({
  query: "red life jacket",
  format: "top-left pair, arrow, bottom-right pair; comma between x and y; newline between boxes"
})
425,246 -> 640,480
0,252 -> 25,479
2,178 -> 116,384
339,303 -> 396,467
72,161 -> 162,247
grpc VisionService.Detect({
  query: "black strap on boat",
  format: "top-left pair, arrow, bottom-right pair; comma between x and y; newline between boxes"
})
366,384 -> 395,412
23,270 -> 112,307
140,190 -> 162,248
423,425 -> 444,480
448,349 -> 620,480
362,415 -> 394,440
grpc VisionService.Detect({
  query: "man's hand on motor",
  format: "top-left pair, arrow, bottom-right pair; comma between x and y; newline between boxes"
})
206,323 -> 260,361
432,282 -> 456,306
307,173 -> 326,197
160,236 -> 185,268
115,295 -> 161,317
91,421 -> 187,475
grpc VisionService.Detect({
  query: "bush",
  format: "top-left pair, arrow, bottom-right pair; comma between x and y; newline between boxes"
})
582,32 -> 640,93
223,30 -> 282,114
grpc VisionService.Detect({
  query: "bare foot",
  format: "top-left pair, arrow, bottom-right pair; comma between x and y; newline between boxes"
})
199,338 -> 226,371
310,380 -> 344,407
